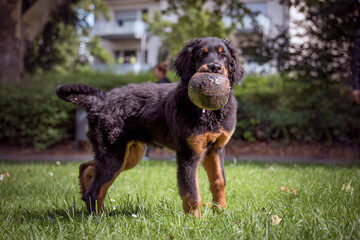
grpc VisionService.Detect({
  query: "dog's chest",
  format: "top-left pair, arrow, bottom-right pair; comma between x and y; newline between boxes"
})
186,127 -> 234,155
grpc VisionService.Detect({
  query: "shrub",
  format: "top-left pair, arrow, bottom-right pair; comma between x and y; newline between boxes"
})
234,75 -> 360,144
0,71 -> 160,149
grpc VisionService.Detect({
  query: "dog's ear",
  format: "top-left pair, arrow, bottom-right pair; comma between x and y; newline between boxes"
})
223,39 -> 245,85
172,38 -> 201,82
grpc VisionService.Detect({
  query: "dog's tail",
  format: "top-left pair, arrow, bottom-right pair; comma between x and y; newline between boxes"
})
56,84 -> 105,111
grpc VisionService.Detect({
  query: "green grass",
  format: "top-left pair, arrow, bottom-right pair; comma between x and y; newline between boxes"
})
0,160 -> 359,239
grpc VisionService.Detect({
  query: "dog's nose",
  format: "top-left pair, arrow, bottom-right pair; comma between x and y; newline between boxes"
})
207,63 -> 222,73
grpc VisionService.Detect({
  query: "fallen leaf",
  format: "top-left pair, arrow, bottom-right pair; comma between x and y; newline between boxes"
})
280,186 -> 286,191
289,188 -> 297,197
342,181 -> 354,193
169,235 -> 175,239
271,215 -> 282,225
3,171 -> 10,177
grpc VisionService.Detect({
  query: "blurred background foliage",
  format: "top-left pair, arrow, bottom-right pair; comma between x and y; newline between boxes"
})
250,0 -> 359,86
144,0 -> 252,59
24,0 -> 114,74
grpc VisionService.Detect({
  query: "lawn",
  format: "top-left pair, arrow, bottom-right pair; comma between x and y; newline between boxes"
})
0,160 -> 359,239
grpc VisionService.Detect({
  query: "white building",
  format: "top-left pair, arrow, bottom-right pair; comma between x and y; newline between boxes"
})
93,0 -> 289,74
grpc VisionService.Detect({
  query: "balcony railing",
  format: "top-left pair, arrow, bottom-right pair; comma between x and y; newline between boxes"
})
93,63 -> 151,75
94,20 -> 146,38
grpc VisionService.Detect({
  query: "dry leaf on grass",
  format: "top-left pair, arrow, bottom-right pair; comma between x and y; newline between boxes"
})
0,171 -> 10,180
280,186 -> 298,198
341,182 -> 354,193
289,187 -> 297,197
271,215 -> 282,225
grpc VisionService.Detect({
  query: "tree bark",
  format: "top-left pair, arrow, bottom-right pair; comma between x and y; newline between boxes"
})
22,0 -> 70,42
0,0 -> 71,84
0,0 -> 24,84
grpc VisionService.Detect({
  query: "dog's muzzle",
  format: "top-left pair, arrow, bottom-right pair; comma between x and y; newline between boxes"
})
197,63 -> 228,78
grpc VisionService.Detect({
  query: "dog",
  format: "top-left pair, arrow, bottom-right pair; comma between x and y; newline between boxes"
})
56,37 -> 244,217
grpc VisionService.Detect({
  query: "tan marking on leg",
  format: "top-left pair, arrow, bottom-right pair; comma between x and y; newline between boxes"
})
203,151 -> 226,209
180,161 -> 202,218
194,163 -> 202,217
197,128 -> 234,210
81,166 -> 95,195
97,179 -> 116,212
95,141 -> 145,212
123,141 -> 146,171
79,160 -> 96,198
185,129 -> 234,216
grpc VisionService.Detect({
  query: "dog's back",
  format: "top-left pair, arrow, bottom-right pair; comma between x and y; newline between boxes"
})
56,82 -> 179,146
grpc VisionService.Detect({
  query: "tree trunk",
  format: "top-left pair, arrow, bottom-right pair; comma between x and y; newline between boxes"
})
0,0 -> 71,84
0,0 -> 24,84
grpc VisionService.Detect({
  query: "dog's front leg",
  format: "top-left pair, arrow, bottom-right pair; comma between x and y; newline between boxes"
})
203,147 -> 227,211
176,150 -> 203,218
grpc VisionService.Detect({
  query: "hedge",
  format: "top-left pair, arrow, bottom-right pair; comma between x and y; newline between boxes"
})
234,75 -> 360,144
0,72 -> 359,149
0,71 -> 159,149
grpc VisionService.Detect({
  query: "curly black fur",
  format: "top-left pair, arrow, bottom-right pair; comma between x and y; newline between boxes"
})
56,37 -> 244,216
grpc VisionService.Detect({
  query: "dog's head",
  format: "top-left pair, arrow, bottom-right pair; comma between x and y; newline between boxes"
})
173,37 -> 244,86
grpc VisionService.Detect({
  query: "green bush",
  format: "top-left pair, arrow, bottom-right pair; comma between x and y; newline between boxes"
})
1,72 -> 359,149
234,75 -> 360,144
0,71 -> 160,149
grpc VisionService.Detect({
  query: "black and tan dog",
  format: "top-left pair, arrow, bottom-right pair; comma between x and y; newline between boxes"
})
56,37 -> 244,217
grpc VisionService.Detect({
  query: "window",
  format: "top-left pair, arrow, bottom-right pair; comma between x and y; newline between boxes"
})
115,10 -> 137,26
124,50 -> 137,64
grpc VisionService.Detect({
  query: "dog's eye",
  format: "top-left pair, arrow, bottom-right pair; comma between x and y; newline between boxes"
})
220,53 -> 227,59
198,52 -> 207,59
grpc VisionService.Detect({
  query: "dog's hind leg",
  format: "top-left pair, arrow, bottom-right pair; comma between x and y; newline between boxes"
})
122,141 -> 146,171
84,149 -> 124,213
79,160 -> 96,200
83,141 -> 146,213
